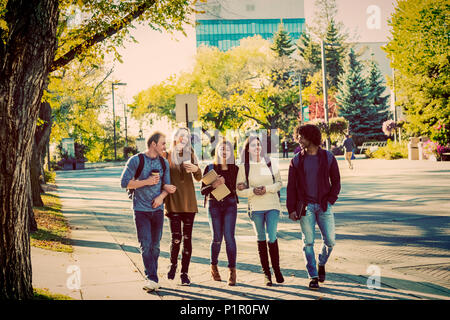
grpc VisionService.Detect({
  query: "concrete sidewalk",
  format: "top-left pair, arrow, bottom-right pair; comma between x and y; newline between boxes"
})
32,158 -> 450,300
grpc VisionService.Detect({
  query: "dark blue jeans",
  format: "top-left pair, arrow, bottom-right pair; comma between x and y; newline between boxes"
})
207,197 -> 237,268
134,210 -> 164,282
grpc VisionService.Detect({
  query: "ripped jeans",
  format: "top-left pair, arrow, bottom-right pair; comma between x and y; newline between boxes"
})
166,212 -> 196,274
299,203 -> 336,279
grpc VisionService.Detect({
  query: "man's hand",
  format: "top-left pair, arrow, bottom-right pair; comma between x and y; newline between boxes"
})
163,184 -> 177,194
212,176 -> 225,189
237,182 -> 247,191
152,195 -> 164,208
146,175 -> 160,186
183,163 -> 198,173
289,211 -> 299,221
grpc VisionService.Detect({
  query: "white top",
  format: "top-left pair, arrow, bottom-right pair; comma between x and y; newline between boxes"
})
236,159 -> 282,212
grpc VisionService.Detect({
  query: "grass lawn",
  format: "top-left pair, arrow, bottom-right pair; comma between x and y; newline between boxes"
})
33,288 -> 74,300
31,192 -> 73,253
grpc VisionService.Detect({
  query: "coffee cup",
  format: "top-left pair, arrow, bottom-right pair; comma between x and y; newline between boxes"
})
151,169 -> 160,176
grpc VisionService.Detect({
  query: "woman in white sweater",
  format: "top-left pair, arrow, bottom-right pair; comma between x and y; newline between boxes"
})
236,136 -> 284,286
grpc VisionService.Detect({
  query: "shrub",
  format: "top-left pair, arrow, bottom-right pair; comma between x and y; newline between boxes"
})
44,169 -> 56,184
366,140 -> 407,160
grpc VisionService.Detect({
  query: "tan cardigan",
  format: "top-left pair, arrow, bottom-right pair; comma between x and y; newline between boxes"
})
164,150 -> 202,213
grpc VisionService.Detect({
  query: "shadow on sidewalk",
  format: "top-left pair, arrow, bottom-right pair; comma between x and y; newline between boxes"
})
68,237 -> 450,299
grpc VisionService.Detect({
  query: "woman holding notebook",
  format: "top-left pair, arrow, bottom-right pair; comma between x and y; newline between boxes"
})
164,127 -> 202,286
201,139 -> 239,286
236,136 -> 284,286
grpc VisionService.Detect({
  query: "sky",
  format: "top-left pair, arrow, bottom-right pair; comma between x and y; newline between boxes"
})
109,0 -> 396,138
111,23 -> 196,105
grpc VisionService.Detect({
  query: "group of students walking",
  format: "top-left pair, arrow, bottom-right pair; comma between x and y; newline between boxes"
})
120,123 -> 341,293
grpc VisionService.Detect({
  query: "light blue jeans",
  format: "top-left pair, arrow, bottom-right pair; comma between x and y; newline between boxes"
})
250,209 -> 280,243
299,203 -> 336,279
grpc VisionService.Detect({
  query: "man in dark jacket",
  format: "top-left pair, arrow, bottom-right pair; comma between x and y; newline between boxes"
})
286,124 -> 341,290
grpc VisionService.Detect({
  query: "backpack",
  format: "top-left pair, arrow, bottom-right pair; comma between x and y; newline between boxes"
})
127,153 -> 166,199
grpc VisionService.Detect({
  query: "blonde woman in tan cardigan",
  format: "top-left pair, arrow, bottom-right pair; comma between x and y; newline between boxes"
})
164,127 -> 202,286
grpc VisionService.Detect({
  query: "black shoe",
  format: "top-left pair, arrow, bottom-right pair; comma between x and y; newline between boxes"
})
167,264 -> 177,280
309,277 -> 320,290
318,265 -> 326,283
180,273 -> 191,286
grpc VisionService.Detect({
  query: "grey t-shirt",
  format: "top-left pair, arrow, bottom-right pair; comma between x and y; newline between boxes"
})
120,152 -> 170,212
303,154 -> 319,204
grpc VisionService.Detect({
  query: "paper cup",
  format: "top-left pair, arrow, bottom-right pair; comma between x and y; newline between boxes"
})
151,170 -> 160,176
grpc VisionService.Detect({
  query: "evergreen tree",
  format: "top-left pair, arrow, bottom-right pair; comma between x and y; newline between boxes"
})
366,57 -> 391,126
336,49 -> 381,141
271,23 -> 296,57
270,23 -> 295,87
324,19 -> 347,88
296,31 -> 322,82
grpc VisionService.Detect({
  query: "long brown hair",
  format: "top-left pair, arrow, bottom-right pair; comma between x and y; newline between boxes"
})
241,136 -> 268,165
214,139 -> 235,165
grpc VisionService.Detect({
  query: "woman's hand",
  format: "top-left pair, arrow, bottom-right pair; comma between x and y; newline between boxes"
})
212,176 -> 225,189
183,163 -> 198,173
237,182 -> 247,191
163,184 -> 177,194
253,186 -> 266,195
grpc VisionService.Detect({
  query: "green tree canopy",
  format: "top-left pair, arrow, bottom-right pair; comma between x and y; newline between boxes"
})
383,0 -> 450,144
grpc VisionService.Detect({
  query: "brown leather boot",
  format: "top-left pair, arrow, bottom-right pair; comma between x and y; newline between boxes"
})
211,264 -> 221,281
228,267 -> 236,286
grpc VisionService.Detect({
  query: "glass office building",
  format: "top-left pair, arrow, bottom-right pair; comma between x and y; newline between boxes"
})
196,18 -> 305,51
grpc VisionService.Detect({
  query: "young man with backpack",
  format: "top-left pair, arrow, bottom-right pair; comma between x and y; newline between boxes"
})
120,131 -> 176,292
286,124 -> 341,290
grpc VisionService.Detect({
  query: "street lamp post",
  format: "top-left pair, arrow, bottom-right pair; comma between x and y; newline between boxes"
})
111,82 -> 126,161
321,39 -> 330,150
123,103 -> 128,147
298,71 -> 303,124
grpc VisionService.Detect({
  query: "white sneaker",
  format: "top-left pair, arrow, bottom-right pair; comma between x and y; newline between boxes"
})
143,280 -> 159,292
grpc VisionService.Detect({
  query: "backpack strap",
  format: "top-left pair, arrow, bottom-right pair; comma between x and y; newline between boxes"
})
204,163 -> 215,207
158,155 -> 167,191
264,157 -> 281,199
135,154 -> 145,179
244,161 -> 250,189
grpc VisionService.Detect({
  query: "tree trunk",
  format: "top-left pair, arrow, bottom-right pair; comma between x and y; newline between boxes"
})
30,102 -> 52,208
0,0 -> 59,299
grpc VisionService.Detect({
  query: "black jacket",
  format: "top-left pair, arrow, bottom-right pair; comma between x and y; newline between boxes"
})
286,148 -> 341,213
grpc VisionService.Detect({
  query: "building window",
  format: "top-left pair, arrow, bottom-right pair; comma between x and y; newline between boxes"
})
246,4 -> 255,12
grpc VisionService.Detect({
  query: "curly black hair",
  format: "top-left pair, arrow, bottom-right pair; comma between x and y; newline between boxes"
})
293,124 -> 321,146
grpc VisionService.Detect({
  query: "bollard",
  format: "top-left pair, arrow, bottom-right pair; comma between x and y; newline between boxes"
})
408,137 -> 419,160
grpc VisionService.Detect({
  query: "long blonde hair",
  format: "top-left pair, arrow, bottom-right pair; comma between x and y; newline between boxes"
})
170,127 -> 196,166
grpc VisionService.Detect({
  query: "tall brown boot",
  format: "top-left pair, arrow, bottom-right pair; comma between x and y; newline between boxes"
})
257,241 -> 272,286
211,264 -> 221,281
228,267 -> 236,286
268,239 -> 284,283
